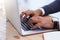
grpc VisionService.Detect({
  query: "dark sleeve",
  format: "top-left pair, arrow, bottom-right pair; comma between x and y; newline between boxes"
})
42,0 -> 60,15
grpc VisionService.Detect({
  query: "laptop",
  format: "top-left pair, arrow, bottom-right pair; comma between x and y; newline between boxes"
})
5,0 -> 58,35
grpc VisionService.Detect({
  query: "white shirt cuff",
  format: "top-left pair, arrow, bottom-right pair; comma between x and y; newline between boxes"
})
39,8 -> 45,15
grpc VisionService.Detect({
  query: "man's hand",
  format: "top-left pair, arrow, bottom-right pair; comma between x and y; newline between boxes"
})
20,9 -> 42,21
27,16 -> 53,29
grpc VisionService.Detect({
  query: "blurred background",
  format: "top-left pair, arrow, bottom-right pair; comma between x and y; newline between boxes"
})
18,0 -> 60,19
0,0 -> 60,40
0,0 -> 6,40
18,0 -> 55,10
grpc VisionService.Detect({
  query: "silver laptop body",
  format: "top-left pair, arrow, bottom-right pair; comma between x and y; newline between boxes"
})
5,0 -> 58,35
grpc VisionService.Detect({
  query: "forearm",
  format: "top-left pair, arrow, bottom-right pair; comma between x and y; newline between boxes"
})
42,0 -> 60,15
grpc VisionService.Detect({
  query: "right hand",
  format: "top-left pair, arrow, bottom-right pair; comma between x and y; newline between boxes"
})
26,16 -> 53,29
20,9 -> 42,21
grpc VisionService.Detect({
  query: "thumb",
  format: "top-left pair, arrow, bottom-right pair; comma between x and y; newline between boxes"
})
31,23 -> 42,30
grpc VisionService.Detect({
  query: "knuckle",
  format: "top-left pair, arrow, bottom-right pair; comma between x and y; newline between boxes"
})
30,18 -> 33,20
30,18 -> 34,21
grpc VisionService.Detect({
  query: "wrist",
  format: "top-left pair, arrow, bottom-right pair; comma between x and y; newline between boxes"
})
52,17 -> 59,29
39,8 -> 45,15
35,9 -> 43,16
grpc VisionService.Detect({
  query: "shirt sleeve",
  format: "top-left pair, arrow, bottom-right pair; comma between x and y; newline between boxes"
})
42,0 -> 60,15
39,8 -> 45,15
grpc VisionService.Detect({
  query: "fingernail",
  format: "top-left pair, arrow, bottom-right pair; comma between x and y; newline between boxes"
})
22,15 -> 25,18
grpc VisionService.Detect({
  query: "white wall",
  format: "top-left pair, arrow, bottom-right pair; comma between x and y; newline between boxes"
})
18,0 -> 55,10
18,0 -> 60,19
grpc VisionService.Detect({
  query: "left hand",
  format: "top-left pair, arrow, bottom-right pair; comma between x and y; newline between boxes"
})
27,16 -> 54,29
20,9 -> 42,21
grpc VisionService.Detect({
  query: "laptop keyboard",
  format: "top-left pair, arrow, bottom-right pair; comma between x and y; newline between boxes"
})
20,15 -> 44,31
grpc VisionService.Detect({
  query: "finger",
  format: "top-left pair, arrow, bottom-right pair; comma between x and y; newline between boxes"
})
20,12 -> 28,22
31,23 -> 42,30
26,19 -> 33,26
23,14 -> 27,22
20,12 -> 25,18
26,17 -> 37,26
31,24 -> 38,30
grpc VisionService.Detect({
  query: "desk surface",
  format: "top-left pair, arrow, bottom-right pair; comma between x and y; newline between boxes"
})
7,21 -> 43,40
